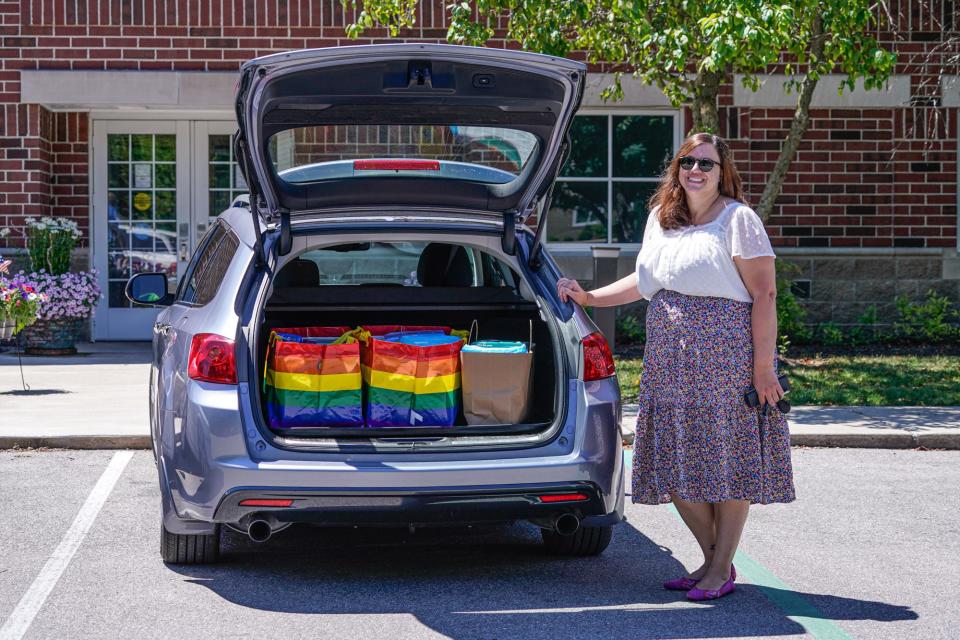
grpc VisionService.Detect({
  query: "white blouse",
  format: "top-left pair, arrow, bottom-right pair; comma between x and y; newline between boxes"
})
635,201 -> 775,303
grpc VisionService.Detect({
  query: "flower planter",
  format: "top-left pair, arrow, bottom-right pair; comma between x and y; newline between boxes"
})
21,317 -> 83,355
0,316 -> 14,340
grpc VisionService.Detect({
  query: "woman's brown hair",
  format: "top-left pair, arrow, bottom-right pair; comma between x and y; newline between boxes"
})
651,132 -> 745,230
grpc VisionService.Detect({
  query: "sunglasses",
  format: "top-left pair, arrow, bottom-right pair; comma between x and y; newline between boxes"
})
678,156 -> 718,172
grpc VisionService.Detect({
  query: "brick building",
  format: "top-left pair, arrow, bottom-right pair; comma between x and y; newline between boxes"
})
0,1 -> 957,340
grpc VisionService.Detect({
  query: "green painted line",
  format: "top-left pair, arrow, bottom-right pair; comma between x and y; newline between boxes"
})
624,450 -> 853,640
727,549 -> 854,640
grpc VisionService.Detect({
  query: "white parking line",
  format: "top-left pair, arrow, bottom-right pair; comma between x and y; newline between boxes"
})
0,451 -> 133,640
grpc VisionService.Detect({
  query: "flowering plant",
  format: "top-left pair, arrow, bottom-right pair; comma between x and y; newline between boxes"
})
26,269 -> 101,320
25,216 -> 82,276
0,274 -> 48,334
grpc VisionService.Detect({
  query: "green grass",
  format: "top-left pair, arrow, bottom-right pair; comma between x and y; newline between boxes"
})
613,354 -> 960,406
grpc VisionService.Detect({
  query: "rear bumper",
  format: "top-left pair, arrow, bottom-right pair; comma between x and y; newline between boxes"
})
160,378 -> 623,533
213,482 -> 614,526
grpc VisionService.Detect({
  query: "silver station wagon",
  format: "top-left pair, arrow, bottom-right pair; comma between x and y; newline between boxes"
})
127,44 -> 624,564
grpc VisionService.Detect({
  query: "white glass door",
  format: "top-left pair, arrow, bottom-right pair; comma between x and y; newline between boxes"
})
92,121 -> 190,341
192,121 -> 247,239
92,120 -> 241,341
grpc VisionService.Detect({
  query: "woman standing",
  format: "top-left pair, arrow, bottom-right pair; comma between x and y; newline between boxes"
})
558,132 -> 795,601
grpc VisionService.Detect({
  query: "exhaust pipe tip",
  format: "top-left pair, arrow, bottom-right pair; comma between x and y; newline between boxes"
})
554,513 -> 580,536
247,519 -> 273,543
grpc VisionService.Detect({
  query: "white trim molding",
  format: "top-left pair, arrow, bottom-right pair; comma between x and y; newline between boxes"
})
21,71 -> 239,110
23,69 -> 675,111
733,74 -> 911,108
582,73 -> 673,108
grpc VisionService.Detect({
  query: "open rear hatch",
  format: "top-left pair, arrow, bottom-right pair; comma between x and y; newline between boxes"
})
233,44 -> 585,259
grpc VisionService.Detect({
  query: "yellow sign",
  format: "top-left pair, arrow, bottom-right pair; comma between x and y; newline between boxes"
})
133,192 -> 151,212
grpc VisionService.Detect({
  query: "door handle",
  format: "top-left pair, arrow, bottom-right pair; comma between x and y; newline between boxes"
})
179,241 -> 189,261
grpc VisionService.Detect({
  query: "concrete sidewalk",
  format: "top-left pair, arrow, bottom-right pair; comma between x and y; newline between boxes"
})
0,341 -> 151,449
2,341 -> 959,450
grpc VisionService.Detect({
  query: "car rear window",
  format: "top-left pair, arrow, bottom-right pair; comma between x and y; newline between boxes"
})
275,242 -> 520,289
267,125 -> 538,185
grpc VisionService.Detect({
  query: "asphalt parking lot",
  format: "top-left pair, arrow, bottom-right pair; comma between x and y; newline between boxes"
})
1,448 -> 956,640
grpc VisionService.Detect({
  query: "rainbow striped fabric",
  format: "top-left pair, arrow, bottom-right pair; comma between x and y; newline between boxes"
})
359,328 -> 464,428
263,327 -> 363,429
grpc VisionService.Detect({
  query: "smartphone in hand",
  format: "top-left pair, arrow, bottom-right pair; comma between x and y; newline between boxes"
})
744,374 -> 791,414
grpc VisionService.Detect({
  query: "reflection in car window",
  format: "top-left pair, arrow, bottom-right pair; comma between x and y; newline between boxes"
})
268,125 -> 539,185
283,242 -> 518,288
178,224 -> 240,305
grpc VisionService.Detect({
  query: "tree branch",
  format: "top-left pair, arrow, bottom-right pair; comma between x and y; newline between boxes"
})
756,14 -> 825,221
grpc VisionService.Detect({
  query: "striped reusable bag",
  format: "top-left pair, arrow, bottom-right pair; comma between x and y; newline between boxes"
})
358,329 -> 465,428
263,326 -> 364,429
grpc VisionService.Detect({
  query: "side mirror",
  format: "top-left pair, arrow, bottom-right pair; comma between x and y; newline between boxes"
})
125,272 -> 174,306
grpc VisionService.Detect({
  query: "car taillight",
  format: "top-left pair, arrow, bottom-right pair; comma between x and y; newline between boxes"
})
239,499 -> 294,507
583,331 -> 616,381
188,333 -> 238,384
353,159 -> 441,171
538,493 -> 589,503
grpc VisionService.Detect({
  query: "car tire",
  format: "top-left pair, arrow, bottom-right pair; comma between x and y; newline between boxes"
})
160,522 -> 221,564
541,525 -> 612,556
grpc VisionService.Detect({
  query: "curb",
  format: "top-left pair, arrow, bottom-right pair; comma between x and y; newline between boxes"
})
621,431 -> 960,450
0,435 -> 151,450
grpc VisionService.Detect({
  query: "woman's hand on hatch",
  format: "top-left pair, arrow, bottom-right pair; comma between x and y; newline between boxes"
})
557,278 -> 590,306
753,368 -> 785,409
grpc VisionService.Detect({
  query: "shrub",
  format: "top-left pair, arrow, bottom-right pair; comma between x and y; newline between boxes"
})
893,290 -> 959,343
775,259 -> 811,353
616,313 -> 645,345
816,321 -> 846,347
846,305 -> 887,346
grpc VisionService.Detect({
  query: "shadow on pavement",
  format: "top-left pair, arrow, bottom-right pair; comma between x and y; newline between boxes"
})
762,585 -> 919,622
166,522 -> 917,639
0,389 -> 72,396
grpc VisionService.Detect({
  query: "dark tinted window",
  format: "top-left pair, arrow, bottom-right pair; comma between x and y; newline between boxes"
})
550,114 -> 676,244
177,223 -> 240,305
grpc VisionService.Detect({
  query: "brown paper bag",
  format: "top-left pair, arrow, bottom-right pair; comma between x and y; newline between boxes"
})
460,321 -> 533,425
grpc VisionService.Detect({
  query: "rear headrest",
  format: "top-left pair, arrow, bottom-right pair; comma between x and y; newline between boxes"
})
274,258 -> 320,288
416,243 -> 473,287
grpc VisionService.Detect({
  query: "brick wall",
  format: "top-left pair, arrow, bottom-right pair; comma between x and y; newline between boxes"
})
0,103 -> 51,237
50,111 -> 88,233
726,106 -> 958,250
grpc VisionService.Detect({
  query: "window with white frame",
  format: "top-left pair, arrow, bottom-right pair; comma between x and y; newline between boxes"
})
546,113 -> 679,244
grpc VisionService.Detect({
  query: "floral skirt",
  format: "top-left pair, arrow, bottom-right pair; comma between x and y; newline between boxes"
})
632,290 -> 796,505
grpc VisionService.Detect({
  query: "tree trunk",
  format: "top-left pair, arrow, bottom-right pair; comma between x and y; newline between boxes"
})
755,17 -> 825,221
689,70 -> 722,134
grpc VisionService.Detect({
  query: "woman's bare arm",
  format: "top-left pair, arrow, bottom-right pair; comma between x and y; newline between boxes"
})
734,255 -> 784,407
557,272 -> 642,307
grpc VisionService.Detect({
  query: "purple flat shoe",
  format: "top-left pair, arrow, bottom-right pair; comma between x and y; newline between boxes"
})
663,576 -> 698,591
686,577 -> 736,601
664,564 -> 735,591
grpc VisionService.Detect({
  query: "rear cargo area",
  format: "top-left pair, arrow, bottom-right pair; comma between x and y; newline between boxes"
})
255,284 -> 560,436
